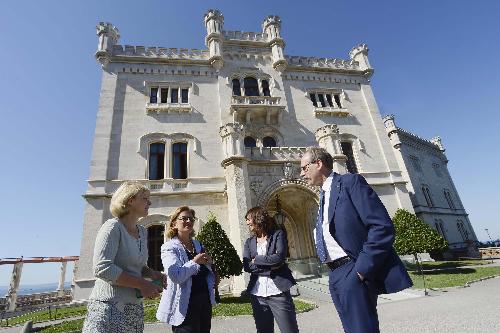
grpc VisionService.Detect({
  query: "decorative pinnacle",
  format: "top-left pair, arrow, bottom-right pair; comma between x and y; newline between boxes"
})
204,9 -> 224,25
262,15 -> 282,30
431,136 -> 445,151
349,43 -> 369,60
96,22 -> 120,41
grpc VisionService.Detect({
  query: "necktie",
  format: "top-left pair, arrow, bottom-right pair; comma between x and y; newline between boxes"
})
315,190 -> 327,263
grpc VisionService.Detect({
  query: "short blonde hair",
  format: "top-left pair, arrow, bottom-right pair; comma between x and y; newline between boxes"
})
165,206 -> 196,239
110,181 -> 150,218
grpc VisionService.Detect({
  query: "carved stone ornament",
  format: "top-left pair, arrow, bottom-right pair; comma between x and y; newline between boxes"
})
283,161 -> 295,180
219,123 -> 245,138
250,179 -> 263,196
315,124 -> 339,141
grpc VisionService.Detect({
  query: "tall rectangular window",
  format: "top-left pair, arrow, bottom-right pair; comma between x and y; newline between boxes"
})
435,220 -> 447,241
171,88 -> 179,103
172,142 -> 188,179
149,142 -> 165,180
160,88 -> 169,103
457,221 -> 469,241
326,94 -> 334,107
334,94 -> 342,108
444,190 -> 456,209
422,186 -> 434,207
181,88 -> 189,103
309,93 -> 318,107
341,141 -> 358,173
317,93 -> 326,107
150,87 -> 158,103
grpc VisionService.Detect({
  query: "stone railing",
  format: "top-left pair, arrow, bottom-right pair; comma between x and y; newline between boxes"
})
223,30 -> 268,42
479,247 -> 500,258
286,55 -> 359,70
6,290 -> 72,310
231,96 -> 281,106
244,146 -> 306,161
112,45 -> 210,60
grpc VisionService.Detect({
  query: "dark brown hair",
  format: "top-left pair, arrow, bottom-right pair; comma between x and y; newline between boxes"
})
165,206 -> 196,239
245,206 -> 278,236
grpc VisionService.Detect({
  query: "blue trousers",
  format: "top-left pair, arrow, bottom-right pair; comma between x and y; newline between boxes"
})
328,260 -> 379,333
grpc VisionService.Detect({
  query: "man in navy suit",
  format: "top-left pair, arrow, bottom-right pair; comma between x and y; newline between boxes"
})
300,147 -> 412,333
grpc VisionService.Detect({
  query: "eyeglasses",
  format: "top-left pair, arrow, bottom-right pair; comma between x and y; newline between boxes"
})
177,216 -> 195,222
300,160 -> 318,172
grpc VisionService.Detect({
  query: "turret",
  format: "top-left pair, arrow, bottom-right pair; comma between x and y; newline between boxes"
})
204,9 -> 224,71
315,124 -> 348,174
262,16 -> 287,72
383,115 -> 402,148
349,43 -> 372,77
95,22 -> 119,68
431,136 -> 445,151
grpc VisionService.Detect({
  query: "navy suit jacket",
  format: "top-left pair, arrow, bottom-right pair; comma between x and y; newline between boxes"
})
326,172 -> 412,294
243,229 -> 296,293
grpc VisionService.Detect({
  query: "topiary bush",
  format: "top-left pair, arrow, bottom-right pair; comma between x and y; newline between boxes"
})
196,211 -> 243,300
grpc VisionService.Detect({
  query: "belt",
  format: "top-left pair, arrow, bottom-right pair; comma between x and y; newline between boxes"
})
326,256 -> 350,270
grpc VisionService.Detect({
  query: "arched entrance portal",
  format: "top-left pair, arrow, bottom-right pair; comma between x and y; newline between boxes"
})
139,214 -> 169,272
264,185 -> 320,275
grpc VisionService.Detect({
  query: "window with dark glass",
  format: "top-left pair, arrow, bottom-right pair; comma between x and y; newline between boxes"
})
244,77 -> 260,96
422,186 -> 434,207
172,142 -> 188,179
232,79 -> 241,96
149,142 -> 165,180
262,136 -> 277,147
244,136 -> 257,148
326,94 -> 334,107
334,94 -> 342,108
160,88 -> 169,103
435,220 -> 447,241
317,94 -> 326,107
150,87 -> 158,103
341,141 -> 358,173
147,225 -> 164,271
171,88 -> 179,103
310,93 -> 318,107
444,190 -> 456,209
261,80 -> 271,96
181,88 -> 189,103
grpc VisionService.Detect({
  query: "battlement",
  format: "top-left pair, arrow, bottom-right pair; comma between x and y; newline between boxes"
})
285,55 -> 359,70
223,30 -> 268,43
112,45 -> 209,60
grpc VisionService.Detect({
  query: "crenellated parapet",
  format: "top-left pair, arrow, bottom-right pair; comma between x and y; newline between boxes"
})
349,43 -> 372,76
219,123 -> 246,159
95,22 -> 120,68
286,55 -> 359,71
112,45 -> 209,60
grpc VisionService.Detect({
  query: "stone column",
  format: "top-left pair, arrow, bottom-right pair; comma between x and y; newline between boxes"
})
315,124 -> 348,174
6,262 -> 23,312
57,261 -> 68,296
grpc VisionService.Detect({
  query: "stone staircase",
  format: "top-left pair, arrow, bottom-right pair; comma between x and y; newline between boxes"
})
295,275 -> 424,303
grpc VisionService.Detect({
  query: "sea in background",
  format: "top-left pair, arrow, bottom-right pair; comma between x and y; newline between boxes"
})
0,282 -> 72,297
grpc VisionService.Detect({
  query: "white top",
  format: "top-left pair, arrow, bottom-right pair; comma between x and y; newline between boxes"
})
250,240 -> 282,297
318,172 -> 347,262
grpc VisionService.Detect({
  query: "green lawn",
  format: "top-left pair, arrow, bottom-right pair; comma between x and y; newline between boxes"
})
0,305 -> 87,327
404,259 -> 490,271
40,297 -> 315,332
410,266 -> 500,289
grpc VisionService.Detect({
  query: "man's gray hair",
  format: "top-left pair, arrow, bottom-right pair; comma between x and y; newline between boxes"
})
305,146 -> 333,169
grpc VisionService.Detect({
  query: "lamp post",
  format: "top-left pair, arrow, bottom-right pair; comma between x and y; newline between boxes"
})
485,228 -> 494,263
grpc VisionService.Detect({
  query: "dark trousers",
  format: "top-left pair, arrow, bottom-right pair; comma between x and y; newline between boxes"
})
172,292 -> 212,333
328,260 -> 379,333
250,290 -> 299,333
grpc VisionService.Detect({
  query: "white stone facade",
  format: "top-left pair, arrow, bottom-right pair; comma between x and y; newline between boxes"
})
73,10 -> 474,300
384,115 -> 478,254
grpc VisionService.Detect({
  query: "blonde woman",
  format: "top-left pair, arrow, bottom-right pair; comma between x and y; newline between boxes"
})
156,206 -> 216,333
82,181 -> 166,333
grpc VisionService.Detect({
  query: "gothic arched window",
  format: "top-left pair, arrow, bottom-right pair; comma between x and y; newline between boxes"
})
172,142 -> 188,179
149,142 -> 165,180
244,136 -> 257,148
232,79 -> 241,96
262,136 -> 277,147
244,77 -> 260,96
261,79 -> 271,96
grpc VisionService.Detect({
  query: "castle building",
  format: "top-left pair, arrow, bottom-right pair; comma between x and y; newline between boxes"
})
73,10 -> 476,300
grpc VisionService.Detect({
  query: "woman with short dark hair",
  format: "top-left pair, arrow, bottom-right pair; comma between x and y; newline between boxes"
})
243,206 -> 299,333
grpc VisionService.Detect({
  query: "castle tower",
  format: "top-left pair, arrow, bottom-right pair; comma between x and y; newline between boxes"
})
204,9 -> 224,71
349,43 -> 372,77
262,16 -> 287,72
95,22 -> 119,68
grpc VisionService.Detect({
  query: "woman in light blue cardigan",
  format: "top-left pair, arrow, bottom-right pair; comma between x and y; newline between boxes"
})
156,206 -> 216,333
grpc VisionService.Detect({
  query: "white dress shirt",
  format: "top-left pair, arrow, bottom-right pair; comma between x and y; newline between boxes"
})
315,172 -> 347,262
250,240 -> 283,297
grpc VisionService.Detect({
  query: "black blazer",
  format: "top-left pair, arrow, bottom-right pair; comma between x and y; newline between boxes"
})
243,229 -> 296,293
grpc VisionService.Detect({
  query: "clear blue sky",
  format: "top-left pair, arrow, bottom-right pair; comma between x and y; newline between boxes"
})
1,0 -> 499,285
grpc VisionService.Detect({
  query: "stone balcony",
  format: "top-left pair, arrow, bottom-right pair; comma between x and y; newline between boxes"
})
244,146 -> 307,161
230,96 -> 285,125
146,102 -> 192,114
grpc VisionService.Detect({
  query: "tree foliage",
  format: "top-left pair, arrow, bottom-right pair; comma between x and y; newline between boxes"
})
392,208 -> 448,256
196,212 -> 243,279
